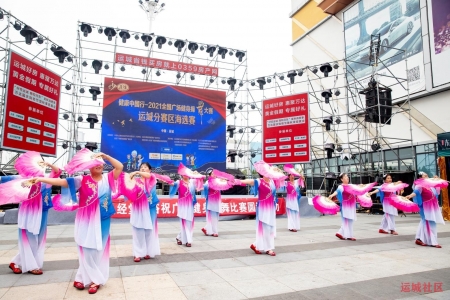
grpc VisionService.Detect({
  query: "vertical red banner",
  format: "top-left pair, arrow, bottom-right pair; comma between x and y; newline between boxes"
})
262,93 -> 311,164
1,51 -> 61,156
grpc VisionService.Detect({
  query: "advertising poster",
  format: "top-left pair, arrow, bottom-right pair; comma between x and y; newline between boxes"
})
1,51 -> 61,156
101,78 -> 226,173
262,93 -> 311,164
427,0 -> 450,87
344,0 -> 425,113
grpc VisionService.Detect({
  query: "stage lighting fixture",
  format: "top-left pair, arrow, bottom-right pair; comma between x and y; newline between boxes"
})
251,152 -> 256,158
80,23 -> 92,37
76,144 -> 82,151
174,39 -> 185,52
0,11 -> 3,20
320,63 -> 332,77
85,142 -> 98,150
239,81 -> 244,87
82,61 -> 88,67
89,86 -> 101,101
104,27 -> 116,41
336,144 -> 343,152
79,87 -> 85,94
227,126 -> 236,138
177,72 -> 182,79
66,56 -> 72,62
120,66 -> 125,72
238,105 -> 243,110
227,150 -> 237,162
238,153 -> 244,158
297,69 -> 304,77
65,84 -> 71,90
141,68 -> 146,74
336,116 -> 341,124
86,114 -> 99,129
321,89 -> 332,104
78,116 -> 83,122
368,77 -> 377,88
229,50 -> 234,56
52,46 -> 69,64
134,34 -> 139,40
371,141 -> 381,151
351,154 -> 356,160
250,81 -> 255,86
62,142 -> 68,149
200,45 -> 205,51
235,51 -> 245,62
323,116 -> 333,131
334,89 -> 341,96
251,104 -> 256,109
227,78 -> 237,91
20,25 -> 38,45
63,113 -> 69,120
238,128 -> 243,134
104,64 -> 109,70
188,42 -> 198,54
156,70 -> 161,76
257,77 -> 266,90
141,34 -> 152,47
221,79 -> 226,84
218,47 -> 228,59
209,77 -> 214,83
14,21 -> 21,31
119,30 -> 130,43
98,27 -> 103,34
324,143 -> 335,159
279,74 -> 285,81
312,67 -> 318,74
37,36 -> 44,44
168,40 -> 173,46
227,102 -> 237,114
190,74 -> 195,80
287,70 -> 297,84
92,60 -> 102,74
251,128 -> 255,133
333,62 -> 339,69
267,77 -> 272,83
156,36 -> 166,49
206,45 -> 216,57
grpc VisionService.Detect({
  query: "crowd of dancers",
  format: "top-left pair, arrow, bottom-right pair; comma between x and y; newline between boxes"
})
0,150 -> 447,294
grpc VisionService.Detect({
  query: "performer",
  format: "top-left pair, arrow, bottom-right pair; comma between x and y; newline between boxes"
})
367,174 -> 399,235
170,163 -> 204,247
34,153 -> 123,294
4,162 -> 61,275
405,172 -> 445,248
283,165 -> 304,232
201,170 -> 220,237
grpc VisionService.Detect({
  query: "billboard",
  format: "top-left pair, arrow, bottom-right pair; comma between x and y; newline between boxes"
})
344,0 -> 425,113
101,78 -> 226,173
1,51 -> 61,156
427,0 -> 450,87
262,93 -> 311,164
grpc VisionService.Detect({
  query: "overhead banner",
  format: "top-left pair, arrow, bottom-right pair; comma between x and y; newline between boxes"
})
437,132 -> 450,157
1,51 -> 61,156
344,0 -> 425,113
427,0 -> 450,87
101,78 -> 226,173
262,93 -> 311,164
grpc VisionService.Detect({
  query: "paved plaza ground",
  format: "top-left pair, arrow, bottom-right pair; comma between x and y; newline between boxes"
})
0,213 -> 449,299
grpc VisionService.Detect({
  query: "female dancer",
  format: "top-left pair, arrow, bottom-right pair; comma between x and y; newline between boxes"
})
328,173 -> 357,241
283,165 -> 304,232
170,163 -> 204,247
367,173 -> 399,235
34,153 -> 123,294
201,170 -> 222,237
4,162 -> 60,275
405,172 -> 445,248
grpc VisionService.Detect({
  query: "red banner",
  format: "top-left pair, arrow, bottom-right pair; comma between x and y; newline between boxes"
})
1,51 -> 61,156
262,93 -> 311,164
112,197 -> 286,218
115,53 -> 219,76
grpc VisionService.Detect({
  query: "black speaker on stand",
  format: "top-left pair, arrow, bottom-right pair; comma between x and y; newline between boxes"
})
359,79 -> 393,125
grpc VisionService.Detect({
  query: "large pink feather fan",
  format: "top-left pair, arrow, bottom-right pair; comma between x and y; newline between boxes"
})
283,164 -> 302,177
254,161 -> 287,181
209,177 -> 233,191
357,194 -> 373,208
342,182 -> 377,195
15,151 -> 46,177
138,174 -> 157,195
211,169 -> 235,182
109,172 -> 124,200
52,194 -> 79,211
312,195 -> 340,215
381,182 -> 409,193
119,172 -> 137,200
390,195 -> 420,213
153,173 -> 174,185
177,163 -> 205,179
0,179 -> 41,205
194,178 -> 204,191
64,148 -> 104,174
414,178 -> 448,189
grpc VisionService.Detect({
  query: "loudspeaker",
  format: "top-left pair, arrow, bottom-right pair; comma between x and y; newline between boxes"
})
360,87 -> 392,125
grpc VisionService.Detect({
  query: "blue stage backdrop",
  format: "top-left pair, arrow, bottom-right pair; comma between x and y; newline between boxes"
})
101,77 -> 226,173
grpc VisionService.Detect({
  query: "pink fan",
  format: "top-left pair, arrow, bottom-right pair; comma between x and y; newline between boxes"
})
212,169 -> 235,182
414,178 -> 449,189
120,172 -> 137,200
64,148 -> 104,174
15,151 -> 46,177
254,161 -> 287,180
357,194 -> 373,208
283,164 -> 302,177
138,174 -> 157,194
177,163 -> 205,179
109,172 -> 124,200
380,182 -> 409,193
209,177 -> 233,191
312,195 -> 340,215
0,179 -> 41,205
390,195 -> 420,213
52,194 -> 79,211
153,173 -> 174,185
342,182 -> 377,195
